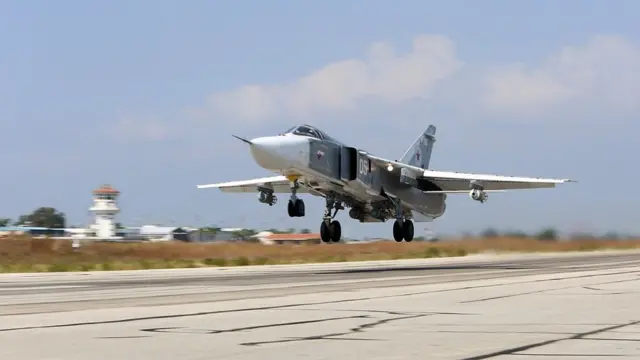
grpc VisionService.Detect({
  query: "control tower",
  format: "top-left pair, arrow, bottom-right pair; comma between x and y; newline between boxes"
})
89,184 -> 121,238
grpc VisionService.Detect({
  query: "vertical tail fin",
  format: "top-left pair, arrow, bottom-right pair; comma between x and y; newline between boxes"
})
399,125 -> 436,169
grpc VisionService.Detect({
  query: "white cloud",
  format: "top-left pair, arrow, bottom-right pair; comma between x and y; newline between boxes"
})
483,35 -> 640,118
124,33 -> 636,137
483,66 -> 575,114
203,34 -> 640,125
205,34 -> 464,123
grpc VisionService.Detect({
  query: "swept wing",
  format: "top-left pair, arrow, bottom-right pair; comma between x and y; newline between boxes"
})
367,155 -> 574,192
197,176 -> 308,193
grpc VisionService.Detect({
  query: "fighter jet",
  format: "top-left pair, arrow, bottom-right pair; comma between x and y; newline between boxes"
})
197,124 -> 574,243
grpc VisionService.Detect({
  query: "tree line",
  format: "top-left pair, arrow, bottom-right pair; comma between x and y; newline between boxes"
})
0,207 -> 66,228
1,207 -> 630,241
0,207 -> 313,240
472,227 -> 629,241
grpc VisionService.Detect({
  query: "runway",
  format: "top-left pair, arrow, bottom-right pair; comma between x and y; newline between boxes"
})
1,250 -> 639,359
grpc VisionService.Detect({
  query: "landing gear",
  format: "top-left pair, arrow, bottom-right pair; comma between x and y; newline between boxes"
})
287,179 -> 305,217
390,196 -> 414,242
320,220 -> 341,243
287,199 -> 305,217
392,219 -> 414,242
320,197 -> 343,243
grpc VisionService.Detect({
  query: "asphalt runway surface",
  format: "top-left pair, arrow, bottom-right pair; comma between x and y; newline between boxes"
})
1,250 -> 639,359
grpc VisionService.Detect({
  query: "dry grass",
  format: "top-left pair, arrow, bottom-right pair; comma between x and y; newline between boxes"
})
1,234 -> 639,273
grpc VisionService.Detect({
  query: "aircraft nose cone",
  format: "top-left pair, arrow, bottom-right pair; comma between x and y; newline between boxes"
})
248,135 -> 310,171
249,137 -> 284,170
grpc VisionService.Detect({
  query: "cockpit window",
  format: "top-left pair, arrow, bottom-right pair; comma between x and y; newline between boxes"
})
281,124 -> 346,143
281,126 -> 297,135
291,125 -> 323,139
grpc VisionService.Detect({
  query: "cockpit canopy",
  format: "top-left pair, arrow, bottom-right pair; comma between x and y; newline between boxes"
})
281,124 -> 340,143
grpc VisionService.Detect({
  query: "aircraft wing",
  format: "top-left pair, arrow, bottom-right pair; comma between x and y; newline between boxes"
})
197,175 -> 306,193
367,155 -> 574,192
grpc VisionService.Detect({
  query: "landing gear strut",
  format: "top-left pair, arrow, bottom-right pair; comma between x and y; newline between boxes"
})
287,179 -> 305,217
320,197 -> 343,243
390,197 -> 414,242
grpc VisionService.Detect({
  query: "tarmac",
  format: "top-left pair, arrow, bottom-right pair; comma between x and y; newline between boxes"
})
0,250 -> 639,359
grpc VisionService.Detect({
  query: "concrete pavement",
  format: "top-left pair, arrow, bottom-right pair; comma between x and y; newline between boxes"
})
1,250 -> 639,359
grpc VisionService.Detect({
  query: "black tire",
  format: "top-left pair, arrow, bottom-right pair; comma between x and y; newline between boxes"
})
393,220 -> 404,242
294,199 -> 305,217
287,200 -> 295,217
329,220 -> 341,242
320,221 -> 330,242
403,219 -> 414,242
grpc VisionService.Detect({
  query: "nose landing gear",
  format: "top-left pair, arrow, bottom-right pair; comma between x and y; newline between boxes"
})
287,179 -> 305,217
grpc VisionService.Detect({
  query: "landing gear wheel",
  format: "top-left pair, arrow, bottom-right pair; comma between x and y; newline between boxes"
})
287,199 -> 305,217
295,199 -> 305,217
287,200 -> 294,217
392,219 -> 414,242
329,220 -> 341,242
320,221 -> 331,243
402,219 -> 414,242
393,220 -> 404,242
320,220 -> 341,243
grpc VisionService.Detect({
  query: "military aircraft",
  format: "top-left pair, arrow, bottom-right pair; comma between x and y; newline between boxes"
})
197,124 -> 574,243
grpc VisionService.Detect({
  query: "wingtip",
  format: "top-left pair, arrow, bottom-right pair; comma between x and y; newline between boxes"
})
196,184 -> 217,189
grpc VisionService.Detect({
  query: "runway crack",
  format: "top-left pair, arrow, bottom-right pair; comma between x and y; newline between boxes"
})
240,313 -> 430,346
461,319 -> 640,360
139,315 -> 368,335
288,308 -> 474,317
462,277 -> 639,303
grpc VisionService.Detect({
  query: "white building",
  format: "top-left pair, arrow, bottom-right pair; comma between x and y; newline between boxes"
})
137,225 -> 190,241
88,184 -> 121,239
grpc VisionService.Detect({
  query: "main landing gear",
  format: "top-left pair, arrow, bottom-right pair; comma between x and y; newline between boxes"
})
392,219 -> 414,242
287,179 -> 305,217
320,197 -> 343,243
390,197 -> 414,242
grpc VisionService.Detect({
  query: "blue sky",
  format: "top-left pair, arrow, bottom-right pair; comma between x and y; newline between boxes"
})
1,0 -> 639,238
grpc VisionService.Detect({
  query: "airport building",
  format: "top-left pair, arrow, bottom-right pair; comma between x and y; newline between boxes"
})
0,183 -> 430,244
0,226 -> 66,237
